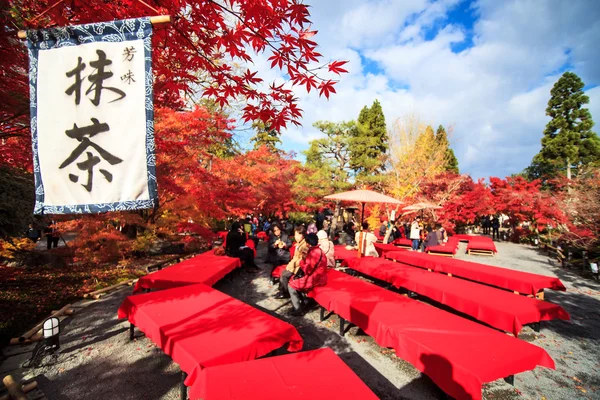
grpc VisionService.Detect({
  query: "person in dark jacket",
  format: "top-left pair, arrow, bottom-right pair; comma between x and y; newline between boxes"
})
267,223 -> 292,266
226,222 -> 259,273
423,226 -> 439,250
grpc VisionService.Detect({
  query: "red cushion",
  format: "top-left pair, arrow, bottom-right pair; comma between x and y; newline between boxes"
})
271,265 -> 286,278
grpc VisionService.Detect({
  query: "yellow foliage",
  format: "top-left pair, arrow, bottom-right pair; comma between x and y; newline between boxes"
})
0,238 -> 37,259
366,204 -> 383,231
386,114 -> 449,199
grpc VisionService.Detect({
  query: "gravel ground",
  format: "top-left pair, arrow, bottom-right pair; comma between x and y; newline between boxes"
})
1,238 -> 599,399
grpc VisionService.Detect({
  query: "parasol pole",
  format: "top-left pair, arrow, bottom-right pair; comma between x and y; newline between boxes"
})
361,202 -> 365,224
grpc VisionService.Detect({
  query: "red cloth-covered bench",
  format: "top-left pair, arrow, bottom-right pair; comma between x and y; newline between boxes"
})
195,348 -> 378,400
373,243 -> 409,258
393,238 -> 413,248
133,251 -> 241,293
452,234 -> 477,242
466,237 -> 497,255
333,245 -> 358,262
118,284 -> 303,399
385,251 -> 566,298
256,231 -> 268,241
344,258 -> 570,336
308,270 -> 555,400
425,244 -> 457,256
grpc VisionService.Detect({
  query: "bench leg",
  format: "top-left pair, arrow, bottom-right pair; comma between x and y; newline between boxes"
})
339,317 -> 346,337
532,322 -> 541,333
504,375 -> 514,386
180,371 -> 188,400
320,307 -> 325,321
129,323 -> 135,340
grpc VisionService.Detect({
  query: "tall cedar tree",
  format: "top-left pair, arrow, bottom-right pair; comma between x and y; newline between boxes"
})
436,125 -> 459,173
350,100 -> 388,187
250,121 -> 282,152
527,72 -> 600,180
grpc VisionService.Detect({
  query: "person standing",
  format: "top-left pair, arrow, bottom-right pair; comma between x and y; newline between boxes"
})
410,217 -> 422,251
492,216 -> 500,240
423,226 -> 439,250
45,220 -> 59,249
354,222 -> 378,257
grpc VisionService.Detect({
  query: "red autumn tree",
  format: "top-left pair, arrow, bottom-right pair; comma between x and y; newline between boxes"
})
212,146 -> 300,219
561,168 -> 600,248
1,0 -> 347,171
489,176 -> 566,233
419,172 -> 494,233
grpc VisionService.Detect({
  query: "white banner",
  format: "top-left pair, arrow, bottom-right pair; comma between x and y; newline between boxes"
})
27,18 -> 157,214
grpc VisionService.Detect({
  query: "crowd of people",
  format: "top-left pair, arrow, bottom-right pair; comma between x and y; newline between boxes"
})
222,210 -> 506,316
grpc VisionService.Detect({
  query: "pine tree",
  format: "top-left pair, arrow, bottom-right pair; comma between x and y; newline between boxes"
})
436,125 -> 459,173
527,72 -> 600,179
349,100 -> 388,187
250,121 -> 282,152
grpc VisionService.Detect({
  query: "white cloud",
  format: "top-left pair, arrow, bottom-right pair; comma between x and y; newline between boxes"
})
240,0 -> 600,179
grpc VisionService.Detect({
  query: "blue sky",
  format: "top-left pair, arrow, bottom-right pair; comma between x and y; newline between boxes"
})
242,0 -> 600,179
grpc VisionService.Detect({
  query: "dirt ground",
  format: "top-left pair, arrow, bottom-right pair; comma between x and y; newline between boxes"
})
1,239 -> 599,399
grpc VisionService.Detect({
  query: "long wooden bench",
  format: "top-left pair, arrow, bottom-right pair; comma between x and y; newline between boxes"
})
308,269 -> 555,400
344,257 -> 570,336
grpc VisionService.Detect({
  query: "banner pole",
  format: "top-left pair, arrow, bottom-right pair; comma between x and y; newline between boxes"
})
17,15 -> 171,39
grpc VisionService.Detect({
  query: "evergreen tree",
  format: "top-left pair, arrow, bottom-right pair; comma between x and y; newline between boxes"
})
349,100 -> 388,187
304,121 -> 354,191
436,125 -> 459,173
527,72 -> 600,180
250,121 -> 282,152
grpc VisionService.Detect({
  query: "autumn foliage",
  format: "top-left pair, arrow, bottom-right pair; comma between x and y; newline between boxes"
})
0,0 -> 348,172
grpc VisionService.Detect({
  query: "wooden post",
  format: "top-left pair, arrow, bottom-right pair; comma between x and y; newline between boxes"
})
83,278 -> 137,299
18,15 -> 171,39
0,381 -> 37,400
17,304 -> 71,342
2,376 -> 27,400
9,333 -> 42,345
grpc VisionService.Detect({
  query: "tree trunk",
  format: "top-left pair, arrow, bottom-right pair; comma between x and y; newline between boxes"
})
329,201 -> 341,241
566,158 -> 571,180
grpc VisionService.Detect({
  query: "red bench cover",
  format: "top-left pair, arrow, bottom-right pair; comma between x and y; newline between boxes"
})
333,245 -> 358,262
195,348 -> 378,400
118,284 -> 303,396
373,243 -> 409,258
271,264 -> 286,278
452,234 -> 477,241
385,251 -> 566,295
425,244 -> 457,255
309,270 -> 554,400
393,238 -> 413,247
133,251 -> 241,293
344,258 -> 570,335
467,237 -> 498,253
256,231 -> 268,240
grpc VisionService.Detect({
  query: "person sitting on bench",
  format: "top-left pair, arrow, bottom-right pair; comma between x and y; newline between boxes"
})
288,233 -> 328,316
276,225 -> 307,299
226,222 -> 260,273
